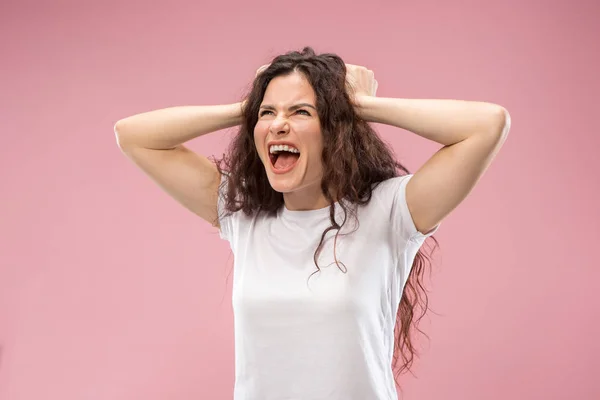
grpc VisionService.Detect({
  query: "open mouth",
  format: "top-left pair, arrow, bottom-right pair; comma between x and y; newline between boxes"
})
269,144 -> 301,172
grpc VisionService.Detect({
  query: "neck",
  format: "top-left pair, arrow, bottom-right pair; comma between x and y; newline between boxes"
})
283,185 -> 333,211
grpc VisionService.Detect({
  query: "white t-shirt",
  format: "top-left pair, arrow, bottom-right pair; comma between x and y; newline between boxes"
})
218,174 -> 439,400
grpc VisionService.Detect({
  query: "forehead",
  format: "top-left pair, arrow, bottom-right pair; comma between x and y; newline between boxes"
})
261,71 -> 316,106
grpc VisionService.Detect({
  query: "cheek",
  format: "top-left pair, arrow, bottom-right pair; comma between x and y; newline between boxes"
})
304,132 -> 324,170
253,125 -> 268,157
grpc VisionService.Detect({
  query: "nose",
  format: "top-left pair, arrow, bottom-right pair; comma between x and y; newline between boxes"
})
269,115 -> 290,136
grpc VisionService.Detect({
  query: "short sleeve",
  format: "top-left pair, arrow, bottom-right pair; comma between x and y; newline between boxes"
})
389,174 -> 440,244
217,172 -> 233,242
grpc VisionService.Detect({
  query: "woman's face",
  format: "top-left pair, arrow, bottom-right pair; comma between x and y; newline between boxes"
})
254,71 -> 324,202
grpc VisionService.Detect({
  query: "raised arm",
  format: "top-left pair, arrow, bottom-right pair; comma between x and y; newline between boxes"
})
359,95 -> 510,234
345,64 -> 510,235
114,103 -> 244,227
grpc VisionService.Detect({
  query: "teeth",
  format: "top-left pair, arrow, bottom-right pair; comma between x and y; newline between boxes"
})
269,144 -> 300,154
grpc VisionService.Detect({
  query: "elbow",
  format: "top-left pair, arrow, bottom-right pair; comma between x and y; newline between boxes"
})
113,120 -> 123,134
489,106 -> 511,139
113,120 -> 132,151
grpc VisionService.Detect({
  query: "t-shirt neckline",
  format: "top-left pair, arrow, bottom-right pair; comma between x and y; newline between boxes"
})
280,201 -> 340,221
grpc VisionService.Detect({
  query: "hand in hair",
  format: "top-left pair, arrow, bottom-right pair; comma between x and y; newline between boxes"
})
255,64 -> 270,77
345,64 -> 378,102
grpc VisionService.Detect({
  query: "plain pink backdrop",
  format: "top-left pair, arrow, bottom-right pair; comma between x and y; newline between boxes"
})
1,0 -> 598,399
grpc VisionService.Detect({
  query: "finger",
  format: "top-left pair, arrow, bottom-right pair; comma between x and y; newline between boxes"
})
256,64 -> 270,76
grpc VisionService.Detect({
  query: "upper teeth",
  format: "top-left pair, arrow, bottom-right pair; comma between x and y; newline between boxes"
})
269,145 -> 300,154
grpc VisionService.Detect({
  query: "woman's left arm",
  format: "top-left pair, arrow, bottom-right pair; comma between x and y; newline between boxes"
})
357,96 -> 511,234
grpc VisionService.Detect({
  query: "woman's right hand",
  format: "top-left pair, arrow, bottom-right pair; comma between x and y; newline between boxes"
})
255,64 -> 270,77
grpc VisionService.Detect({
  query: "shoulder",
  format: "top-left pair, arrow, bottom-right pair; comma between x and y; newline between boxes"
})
371,174 -> 412,199
354,174 -> 412,216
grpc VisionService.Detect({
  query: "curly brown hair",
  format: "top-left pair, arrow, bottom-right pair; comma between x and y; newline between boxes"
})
213,46 -> 440,387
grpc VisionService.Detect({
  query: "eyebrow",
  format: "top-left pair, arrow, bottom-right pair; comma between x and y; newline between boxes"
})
259,103 -> 317,111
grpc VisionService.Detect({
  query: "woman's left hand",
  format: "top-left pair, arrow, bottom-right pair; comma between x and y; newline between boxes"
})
345,64 -> 378,103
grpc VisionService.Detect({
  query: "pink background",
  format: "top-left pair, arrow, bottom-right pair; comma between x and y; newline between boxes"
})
1,0 -> 598,399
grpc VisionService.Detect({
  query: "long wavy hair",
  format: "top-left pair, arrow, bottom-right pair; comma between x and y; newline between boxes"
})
214,47 -> 439,387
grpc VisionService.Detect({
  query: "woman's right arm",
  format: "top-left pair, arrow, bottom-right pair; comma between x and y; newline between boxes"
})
114,103 -> 244,227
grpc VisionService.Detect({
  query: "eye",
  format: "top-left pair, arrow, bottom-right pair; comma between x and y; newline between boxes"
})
259,110 -> 274,117
296,109 -> 311,116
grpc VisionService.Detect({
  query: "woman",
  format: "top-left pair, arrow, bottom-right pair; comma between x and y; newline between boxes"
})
114,47 -> 510,399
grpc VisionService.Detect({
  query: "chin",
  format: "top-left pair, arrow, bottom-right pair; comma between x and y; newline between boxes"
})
267,174 -> 302,193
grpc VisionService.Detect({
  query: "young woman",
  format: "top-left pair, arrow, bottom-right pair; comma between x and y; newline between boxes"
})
114,47 -> 510,399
